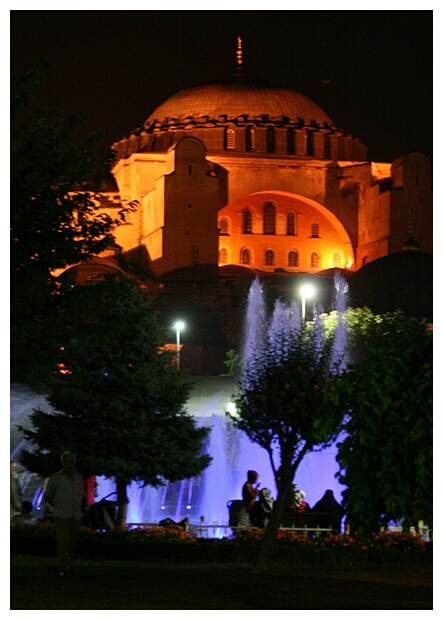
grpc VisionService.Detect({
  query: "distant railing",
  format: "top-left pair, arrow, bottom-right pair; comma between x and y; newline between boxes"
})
381,523 -> 432,542
190,524 -> 337,538
126,522 -> 337,538
126,521 -> 432,541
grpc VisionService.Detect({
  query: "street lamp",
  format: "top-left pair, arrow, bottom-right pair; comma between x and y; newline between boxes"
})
300,284 -> 315,321
174,321 -> 185,370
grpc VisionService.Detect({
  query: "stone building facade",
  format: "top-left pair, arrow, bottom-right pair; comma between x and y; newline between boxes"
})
58,53 -> 432,373
95,70 -> 431,283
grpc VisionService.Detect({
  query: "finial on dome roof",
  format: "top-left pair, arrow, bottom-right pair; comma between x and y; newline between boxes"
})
234,36 -> 244,79
236,36 -> 243,68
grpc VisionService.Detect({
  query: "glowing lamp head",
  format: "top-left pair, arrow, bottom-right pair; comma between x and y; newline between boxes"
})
226,402 -> 238,417
174,321 -> 185,331
300,284 -> 315,299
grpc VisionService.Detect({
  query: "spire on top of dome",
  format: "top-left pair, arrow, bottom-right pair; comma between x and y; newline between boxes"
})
234,36 -> 244,80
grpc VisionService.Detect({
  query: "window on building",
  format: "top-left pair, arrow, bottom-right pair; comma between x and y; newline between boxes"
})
219,247 -> 228,265
307,130 -> 314,156
242,208 -> 253,234
287,211 -> 297,235
191,245 -> 199,264
219,217 -> 230,235
226,128 -> 235,149
311,222 -> 319,237
266,127 -> 275,152
263,202 -> 276,234
246,127 -> 256,151
265,249 -> 275,266
332,251 -> 342,267
241,248 -> 251,265
287,128 -> 294,154
310,252 -> 320,268
288,250 -> 299,267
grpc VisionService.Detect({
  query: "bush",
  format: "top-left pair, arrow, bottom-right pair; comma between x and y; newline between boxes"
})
10,523 -> 431,567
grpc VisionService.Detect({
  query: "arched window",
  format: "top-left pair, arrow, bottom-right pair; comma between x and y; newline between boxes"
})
219,247 -> 228,265
287,211 -> 297,235
310,252 -> 320,268
287,128 -> 294,154
332,251 -> 342,267
226,128 -> 235,150
288,250 -> 299,267
265,249 -> 275,266
219,217 -> 230,235
311,222 -> 320,237
242,208 -> 253,234
246,126 -> 256,151
241,248 -> 251,265
263,202 -> 276,235
266,127 -> 275,152
307,130 -> 314,156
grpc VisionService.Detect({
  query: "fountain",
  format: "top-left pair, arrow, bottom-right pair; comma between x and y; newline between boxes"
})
10,273 -> 348,529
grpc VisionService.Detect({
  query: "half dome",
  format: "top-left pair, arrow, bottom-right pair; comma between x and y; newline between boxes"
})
145,77 -> 335,128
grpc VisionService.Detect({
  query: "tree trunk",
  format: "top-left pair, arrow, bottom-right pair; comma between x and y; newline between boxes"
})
252,453 -> 308,572
116,479 -> 129,528
252,495 -> 286,572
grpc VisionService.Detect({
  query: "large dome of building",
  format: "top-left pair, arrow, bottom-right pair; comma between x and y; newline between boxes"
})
145,77 -> 335,128
112,57 -> 367,162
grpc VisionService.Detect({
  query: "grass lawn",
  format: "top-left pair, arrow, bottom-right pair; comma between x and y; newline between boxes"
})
10,554 -> 432,610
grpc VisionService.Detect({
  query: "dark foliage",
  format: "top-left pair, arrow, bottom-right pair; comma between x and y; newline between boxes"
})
11,65 -> 129,385
18,276 -> 212,522
329,310 -> 432,533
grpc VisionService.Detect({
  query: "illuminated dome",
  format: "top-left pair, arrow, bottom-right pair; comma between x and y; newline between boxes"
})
145,77 -> 335,128
112,54 -> 367,162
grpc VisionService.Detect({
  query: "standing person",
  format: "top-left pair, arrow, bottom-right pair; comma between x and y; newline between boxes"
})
44,451 -> 85,577
10,460 -> 22,521
242,470 -> 260,512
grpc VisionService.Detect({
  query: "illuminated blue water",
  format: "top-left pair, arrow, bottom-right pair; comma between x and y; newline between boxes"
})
10,378 -> 345,528
10,272 -> 349,529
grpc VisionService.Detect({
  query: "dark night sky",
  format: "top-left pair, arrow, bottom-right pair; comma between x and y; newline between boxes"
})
10,9 -> 434,163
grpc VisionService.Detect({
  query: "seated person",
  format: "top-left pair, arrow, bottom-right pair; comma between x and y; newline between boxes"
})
250,488 -> 274,527
287,486 -> 310,513
311,489 -> 344,530
11,501 -> 39,526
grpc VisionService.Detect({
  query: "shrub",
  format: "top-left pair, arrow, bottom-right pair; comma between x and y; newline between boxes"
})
10,523 -> 430,567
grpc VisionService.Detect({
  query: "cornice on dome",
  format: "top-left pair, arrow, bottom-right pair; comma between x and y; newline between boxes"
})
111,70 -> 368,162
143,80 -> 336,128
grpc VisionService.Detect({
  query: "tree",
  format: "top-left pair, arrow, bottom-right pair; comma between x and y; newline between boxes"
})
231,277 -> 347,569
11,65 -> 129,385
329,311 -> 432,534
222,349 -> 241,376
18,276 -> 212,526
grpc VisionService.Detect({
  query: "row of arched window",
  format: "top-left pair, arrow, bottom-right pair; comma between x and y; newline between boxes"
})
224,126 -> 313,155
219,207 -> 320,237
219,248 -> 343,268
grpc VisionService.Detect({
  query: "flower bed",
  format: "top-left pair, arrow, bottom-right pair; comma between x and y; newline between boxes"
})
235,527 -> 431,567
10,523 -> 431,567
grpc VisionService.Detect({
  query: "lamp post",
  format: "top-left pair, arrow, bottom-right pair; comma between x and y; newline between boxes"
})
174,321 -> 185,370
300,284 -> 315,321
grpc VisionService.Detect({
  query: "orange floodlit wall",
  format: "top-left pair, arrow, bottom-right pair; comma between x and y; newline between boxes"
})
218,190 -> 355,273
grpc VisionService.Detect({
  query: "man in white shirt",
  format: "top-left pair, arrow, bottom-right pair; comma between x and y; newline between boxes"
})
44,451 -> 85,577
